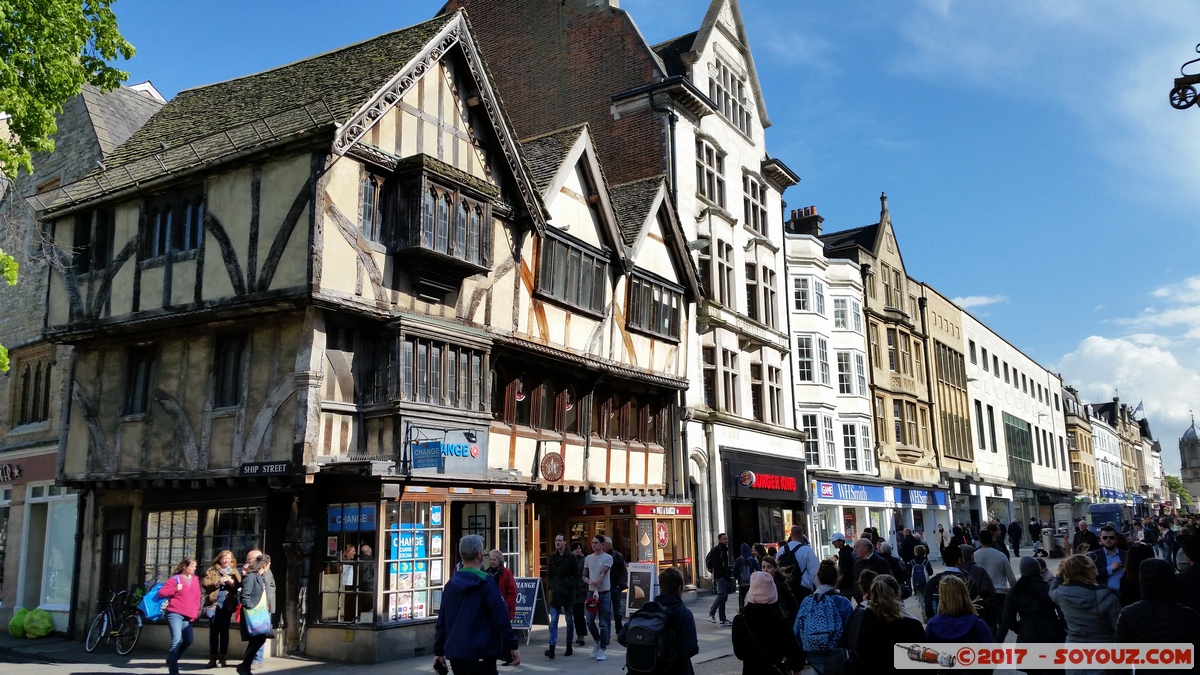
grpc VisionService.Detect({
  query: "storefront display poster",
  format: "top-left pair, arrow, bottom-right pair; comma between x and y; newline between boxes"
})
626,563 -> 658,616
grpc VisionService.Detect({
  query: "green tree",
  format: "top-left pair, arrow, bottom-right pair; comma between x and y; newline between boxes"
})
1166,474 -> 1194,507
0,0 -> 135,371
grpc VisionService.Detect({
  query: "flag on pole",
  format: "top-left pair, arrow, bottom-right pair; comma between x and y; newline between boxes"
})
1132,400 -> 1144,417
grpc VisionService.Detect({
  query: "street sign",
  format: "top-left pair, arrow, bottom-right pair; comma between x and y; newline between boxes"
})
412,441 -> 444,470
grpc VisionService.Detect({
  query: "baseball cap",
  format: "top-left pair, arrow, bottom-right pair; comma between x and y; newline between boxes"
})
830,532 -> 847,543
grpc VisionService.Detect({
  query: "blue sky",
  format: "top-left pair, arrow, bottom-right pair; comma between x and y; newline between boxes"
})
112,0 -> 1200,473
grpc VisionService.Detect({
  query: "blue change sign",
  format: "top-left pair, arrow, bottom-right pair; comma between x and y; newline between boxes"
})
328,505 -> 377,532
413,441 -> 444,470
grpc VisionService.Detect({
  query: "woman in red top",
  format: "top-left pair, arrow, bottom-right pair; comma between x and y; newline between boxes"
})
157,556 -> 204,675
486,549 -> 518,666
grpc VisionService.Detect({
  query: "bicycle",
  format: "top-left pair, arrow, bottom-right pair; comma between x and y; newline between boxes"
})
84,589 -> 142,655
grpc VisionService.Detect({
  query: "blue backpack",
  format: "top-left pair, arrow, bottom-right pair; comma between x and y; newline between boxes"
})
796,590 -> 846,651
911,559 -> 931,591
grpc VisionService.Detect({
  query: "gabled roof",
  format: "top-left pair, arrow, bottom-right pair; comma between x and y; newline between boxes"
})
610,176 -> 663,247
652,32 -> 698,78
80,84 -> 165,157
689,0 -> 771,127
531,124 -> 624,264
520,124 -> 588,193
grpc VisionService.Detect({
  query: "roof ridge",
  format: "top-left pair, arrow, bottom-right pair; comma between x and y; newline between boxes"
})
519,122 -> 589,144
177,13 -> 455,96
651,30 -> 698,52
610,174 -> 666,188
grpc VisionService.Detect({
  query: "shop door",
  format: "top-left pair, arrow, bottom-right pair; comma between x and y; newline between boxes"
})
729,500 -> 757,549
451,502 -> 493,565
101,508 -> 132,595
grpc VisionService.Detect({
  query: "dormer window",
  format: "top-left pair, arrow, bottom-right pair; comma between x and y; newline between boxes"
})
536,231 -> 608,315
627,272 -> 683,341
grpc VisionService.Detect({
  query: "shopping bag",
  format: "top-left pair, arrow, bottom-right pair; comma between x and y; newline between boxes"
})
139,581 -> 168,621
243,590 -> 272,636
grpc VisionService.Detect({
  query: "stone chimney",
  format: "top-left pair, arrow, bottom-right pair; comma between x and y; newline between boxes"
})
1112,397 -> 1120,425
786,205 -> 823,236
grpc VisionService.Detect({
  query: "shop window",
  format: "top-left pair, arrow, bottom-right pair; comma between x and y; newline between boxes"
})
199,507 -> 263,566
380,501 -> 444,623
144,510 -> 199,587
498,503 -> 520,572
323,502 -> 379,624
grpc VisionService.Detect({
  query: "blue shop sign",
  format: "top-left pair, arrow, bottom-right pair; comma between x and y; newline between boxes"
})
816,481 -> 886,503
896,488 -> 948,508
328,505 -> 377,532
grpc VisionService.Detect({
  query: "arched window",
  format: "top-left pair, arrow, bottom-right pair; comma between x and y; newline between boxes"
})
31,364 -> 44,423
562,386 -> 578,435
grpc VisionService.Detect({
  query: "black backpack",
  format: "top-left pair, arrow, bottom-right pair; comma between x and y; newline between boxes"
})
624,601 -> 676,674
924,570 -> 977,618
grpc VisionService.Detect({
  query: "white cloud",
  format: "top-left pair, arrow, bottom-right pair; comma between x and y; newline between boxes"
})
952,295 -> 1007,309
1058,336 -> 1199,475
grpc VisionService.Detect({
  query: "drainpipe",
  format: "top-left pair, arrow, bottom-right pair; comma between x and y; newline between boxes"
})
67,488 -> 89,638
649,93 -> 678,209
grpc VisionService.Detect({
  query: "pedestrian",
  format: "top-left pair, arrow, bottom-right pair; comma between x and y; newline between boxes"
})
486,549 -> 517,666
849,537 -> 891,603
1029,517 -> 1044,557
732,542 -> 759,611
1116,543 -> 1154,607
957,544 -> 999,626
358,543 -> 376,617
878,542 -> 909,593
705,532 -> 733,626
898,528 -> 920,563
925,575 -> 994,643
760,555 -> 798,623
582,534 -> 614,660
235,554 -> 274,675
777,524 -> 819,602
996,557 -> 1066,647
1050,555 -> 1120,675
732,572 -> 804,675
202,549 -> 241,668
934,523 -> 950,560
1115,558 -> 1200,643
486,550 -> 517,620
974,530 -> 1016,618
570,541 -> 588,647
240,549 -> 275,667
1008,520 -> 1023,556
544,534 -> 578,660
837,576 -> 925,673
949,524 -> 968,549
1086,524 -> 1127,592
603,537 -> 628,633
618,567 -> 698,675
1071,519 -> 1099,554
1178,528 -> 1195,572
433,536 -> 521,675
793,560 -> 853,672
1176,534 -> 1200,611
830,532 -> 856,598
340,542 -> 358,621
158,556 -> 203,675
910,544 -> 934,620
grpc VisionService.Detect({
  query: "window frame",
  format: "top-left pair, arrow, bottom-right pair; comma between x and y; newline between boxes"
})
695,139 -> 726,207
213,333 -> 247,409
626,271 -> 683,342
123,346 -> 156,417
536,231 -> 609,316
141,185 -> 205,260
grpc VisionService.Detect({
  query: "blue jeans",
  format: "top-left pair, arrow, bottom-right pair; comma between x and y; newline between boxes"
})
166,612 -> 194,675
584,591 -> 611,649
548,605 -> 575,646
708,578 -> 729,621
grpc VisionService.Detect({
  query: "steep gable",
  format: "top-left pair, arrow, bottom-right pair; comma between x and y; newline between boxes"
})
611,176 -> 700,301
689,0 -> 771,127
532,125 -> 624,265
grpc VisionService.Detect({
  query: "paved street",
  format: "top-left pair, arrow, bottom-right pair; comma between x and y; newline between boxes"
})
0,554 -> 1062,675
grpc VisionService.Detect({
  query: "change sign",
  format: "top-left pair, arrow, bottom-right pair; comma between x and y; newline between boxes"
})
510,577 -> 547,631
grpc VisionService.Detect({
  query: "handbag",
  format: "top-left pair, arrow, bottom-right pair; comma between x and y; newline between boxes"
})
822,606 -> 866,675
243,580 -> 272,636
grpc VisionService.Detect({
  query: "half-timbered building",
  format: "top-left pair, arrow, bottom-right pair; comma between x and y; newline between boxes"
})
33,11 -> 690,662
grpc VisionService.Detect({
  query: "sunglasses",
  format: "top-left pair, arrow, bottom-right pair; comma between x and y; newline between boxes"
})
1100,535 -> 1116,540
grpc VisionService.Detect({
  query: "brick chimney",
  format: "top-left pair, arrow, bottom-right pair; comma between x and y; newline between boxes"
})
785,205 -> 823,236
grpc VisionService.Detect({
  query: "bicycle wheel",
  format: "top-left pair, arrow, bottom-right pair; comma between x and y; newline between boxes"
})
115,614 -> 142,655
84,612 -> 108,652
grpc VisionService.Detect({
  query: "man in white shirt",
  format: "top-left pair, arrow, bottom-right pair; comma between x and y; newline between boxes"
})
581,535 -> 613,661
778,524 -> 820,591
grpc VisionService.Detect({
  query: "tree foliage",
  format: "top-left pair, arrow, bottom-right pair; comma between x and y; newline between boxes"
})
0,0 -> 135,180
0,246 -> 16,371
1166,474 -> 1194,507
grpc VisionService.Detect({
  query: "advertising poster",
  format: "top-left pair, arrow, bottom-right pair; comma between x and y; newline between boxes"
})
626,562 -> 658,616
511,577 -> 547,630
636,520 -> 654,562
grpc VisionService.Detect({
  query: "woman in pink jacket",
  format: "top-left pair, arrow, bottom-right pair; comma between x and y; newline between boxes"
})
157,557 -> 203,675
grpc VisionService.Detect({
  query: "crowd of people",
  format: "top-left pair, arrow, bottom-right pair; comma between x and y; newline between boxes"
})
429,515 -> 1200,675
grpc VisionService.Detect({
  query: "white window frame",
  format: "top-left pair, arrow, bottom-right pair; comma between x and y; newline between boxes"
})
822,416 -> 837,467
17,483 -> 78,614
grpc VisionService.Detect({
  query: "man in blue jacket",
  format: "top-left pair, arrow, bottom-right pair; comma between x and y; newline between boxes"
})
434,535 -> 520,674
619,567 -> 699,675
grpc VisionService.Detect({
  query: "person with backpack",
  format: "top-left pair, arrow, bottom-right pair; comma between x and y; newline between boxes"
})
618,567 -> 698,675
732,572 -> 803,675
705,533 -> 733,626
732,543 -> 759,611
909,544 -> 934,620
794,560 -> 853,673
778,525 -> 819,601
996,557 -> 1066,647
923,544 -> 979,619
838,576 -> 925,675
1115,558 -> 1200,644
957,544 -> 999,626
1050,554 -> 1120,674
925,575 -> 994,643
